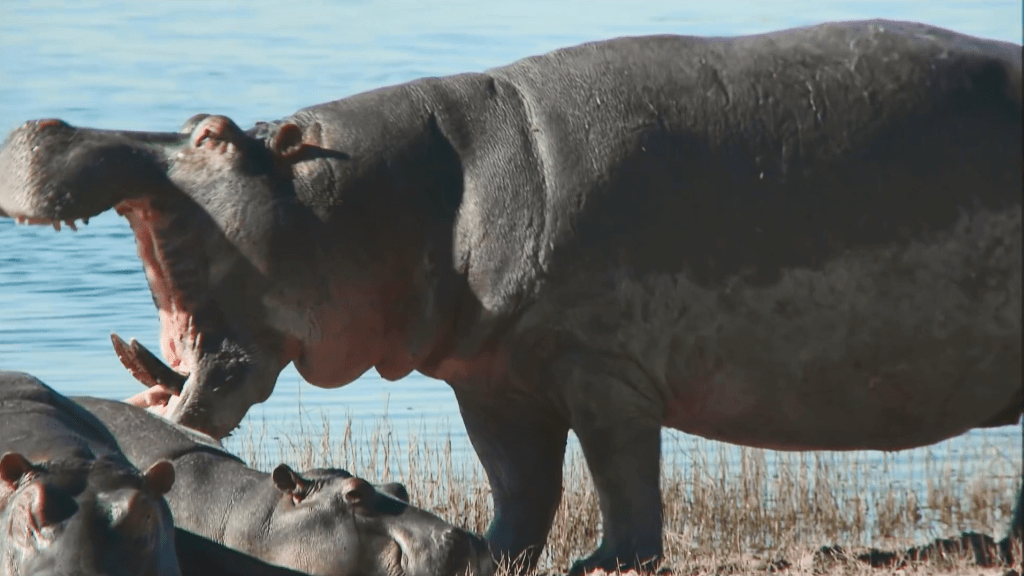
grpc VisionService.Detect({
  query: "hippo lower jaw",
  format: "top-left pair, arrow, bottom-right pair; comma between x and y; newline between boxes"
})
8,208 -> 203,428
10,197 -> 283,440
116,198 -> 203,380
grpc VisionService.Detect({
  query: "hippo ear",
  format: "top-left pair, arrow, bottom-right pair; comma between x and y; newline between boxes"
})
0,452 -> 34,485
341,477 -> 375,508
143,460 -> 176,496
271,464 -> 311,500
379,482 -> 410,504
270,123 -> 306,160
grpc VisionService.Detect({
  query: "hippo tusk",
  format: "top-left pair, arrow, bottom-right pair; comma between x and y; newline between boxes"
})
110,333 -> 188,394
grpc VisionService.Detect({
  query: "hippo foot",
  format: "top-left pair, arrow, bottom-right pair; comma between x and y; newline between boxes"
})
567,547 -> 662,576
853,532 -> 1019,569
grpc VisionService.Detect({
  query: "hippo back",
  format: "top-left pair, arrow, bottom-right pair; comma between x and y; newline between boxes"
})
0,371 -> 124,465
73,396 -> 242,470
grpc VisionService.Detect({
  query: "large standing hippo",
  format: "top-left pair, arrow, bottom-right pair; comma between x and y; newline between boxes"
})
75,394 -> 494,576
0,19 -> 1020,573
0,371 -> 181,576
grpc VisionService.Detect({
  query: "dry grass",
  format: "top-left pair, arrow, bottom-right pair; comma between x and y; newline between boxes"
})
223,409 -> 1022,576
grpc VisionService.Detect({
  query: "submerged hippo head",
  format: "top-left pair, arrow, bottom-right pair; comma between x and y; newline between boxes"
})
251,465 -> 492,576
0,453 -> 179,576
0,106 -> 458,438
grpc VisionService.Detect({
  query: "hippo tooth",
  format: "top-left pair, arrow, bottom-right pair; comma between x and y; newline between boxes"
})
111,332 -> 188,394
52,221 -> 61,231
66,220 -> 78,232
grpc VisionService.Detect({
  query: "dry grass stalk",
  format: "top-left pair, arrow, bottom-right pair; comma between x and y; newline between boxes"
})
224,407 -> 1021,575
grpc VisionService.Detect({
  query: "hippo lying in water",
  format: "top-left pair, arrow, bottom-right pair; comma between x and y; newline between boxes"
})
76,395 -> 493,576
0,371 -> 180,576
0,18 -> 1021,574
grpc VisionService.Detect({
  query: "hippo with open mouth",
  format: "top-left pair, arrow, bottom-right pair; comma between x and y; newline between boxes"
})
76,395 -> 493,576
0,371 -> 181,576
0,19 -> 1020,574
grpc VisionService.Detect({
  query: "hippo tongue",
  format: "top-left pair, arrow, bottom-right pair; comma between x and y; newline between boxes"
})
111,333 -> 188,394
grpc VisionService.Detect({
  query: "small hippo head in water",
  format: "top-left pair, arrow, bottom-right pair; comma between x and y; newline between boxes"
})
249,464 -> 492,576
0,453 -> 179,576
0,107 -> 457,438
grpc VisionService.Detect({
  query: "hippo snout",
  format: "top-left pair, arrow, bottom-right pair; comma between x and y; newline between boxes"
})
0,118 -> 77,220
462,530 -> 495,576
0,117 -> 187,229
410,526 -> 494,576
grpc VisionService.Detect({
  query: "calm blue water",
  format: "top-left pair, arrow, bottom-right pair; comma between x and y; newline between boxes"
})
1,0 -> 1021,532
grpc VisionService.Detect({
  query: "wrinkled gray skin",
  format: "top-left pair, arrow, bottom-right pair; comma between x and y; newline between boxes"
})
0,20 -> 1021,573
0,371 -> 181,576
173,529 -> 319,576
75,396 -> 493,576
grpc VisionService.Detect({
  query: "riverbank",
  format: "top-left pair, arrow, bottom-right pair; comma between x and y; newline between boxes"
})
226,412 -> 1021,575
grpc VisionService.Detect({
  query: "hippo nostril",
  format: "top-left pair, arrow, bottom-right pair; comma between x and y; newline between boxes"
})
189,115 -> 243,150
180,114 -> 211,135
35,118 -> 70,132
24,483 -> 76,530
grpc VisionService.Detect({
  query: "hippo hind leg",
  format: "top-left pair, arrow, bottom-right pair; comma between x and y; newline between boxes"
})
556,352 -> 665,575
454,388 -> 569,572
995,418 -> 1023,566
1011,418 -> 1023,541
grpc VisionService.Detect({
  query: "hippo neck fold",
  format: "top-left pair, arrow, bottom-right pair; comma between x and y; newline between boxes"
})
167,451 -> 279,549
278,80 -> 516,385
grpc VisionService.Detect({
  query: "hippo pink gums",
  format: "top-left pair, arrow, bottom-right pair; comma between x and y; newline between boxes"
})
0,19 -> 1021,574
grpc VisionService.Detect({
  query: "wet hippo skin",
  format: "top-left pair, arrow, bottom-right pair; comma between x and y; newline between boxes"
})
0,19 -> 1020,573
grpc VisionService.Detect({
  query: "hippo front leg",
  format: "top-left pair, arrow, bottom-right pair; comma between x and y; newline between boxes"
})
557,353 -> 665,575
454,388 -> 569,571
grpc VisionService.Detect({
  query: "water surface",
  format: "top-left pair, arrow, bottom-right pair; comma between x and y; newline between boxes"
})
1,0 -> 1020,535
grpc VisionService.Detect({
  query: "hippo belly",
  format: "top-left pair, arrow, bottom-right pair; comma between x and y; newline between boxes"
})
546,206 -> 1021,450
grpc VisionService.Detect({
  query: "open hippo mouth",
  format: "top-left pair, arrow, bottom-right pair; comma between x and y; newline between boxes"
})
7,193 -> 213,426
113,199 -> 203,397
0,116 -> 300,438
